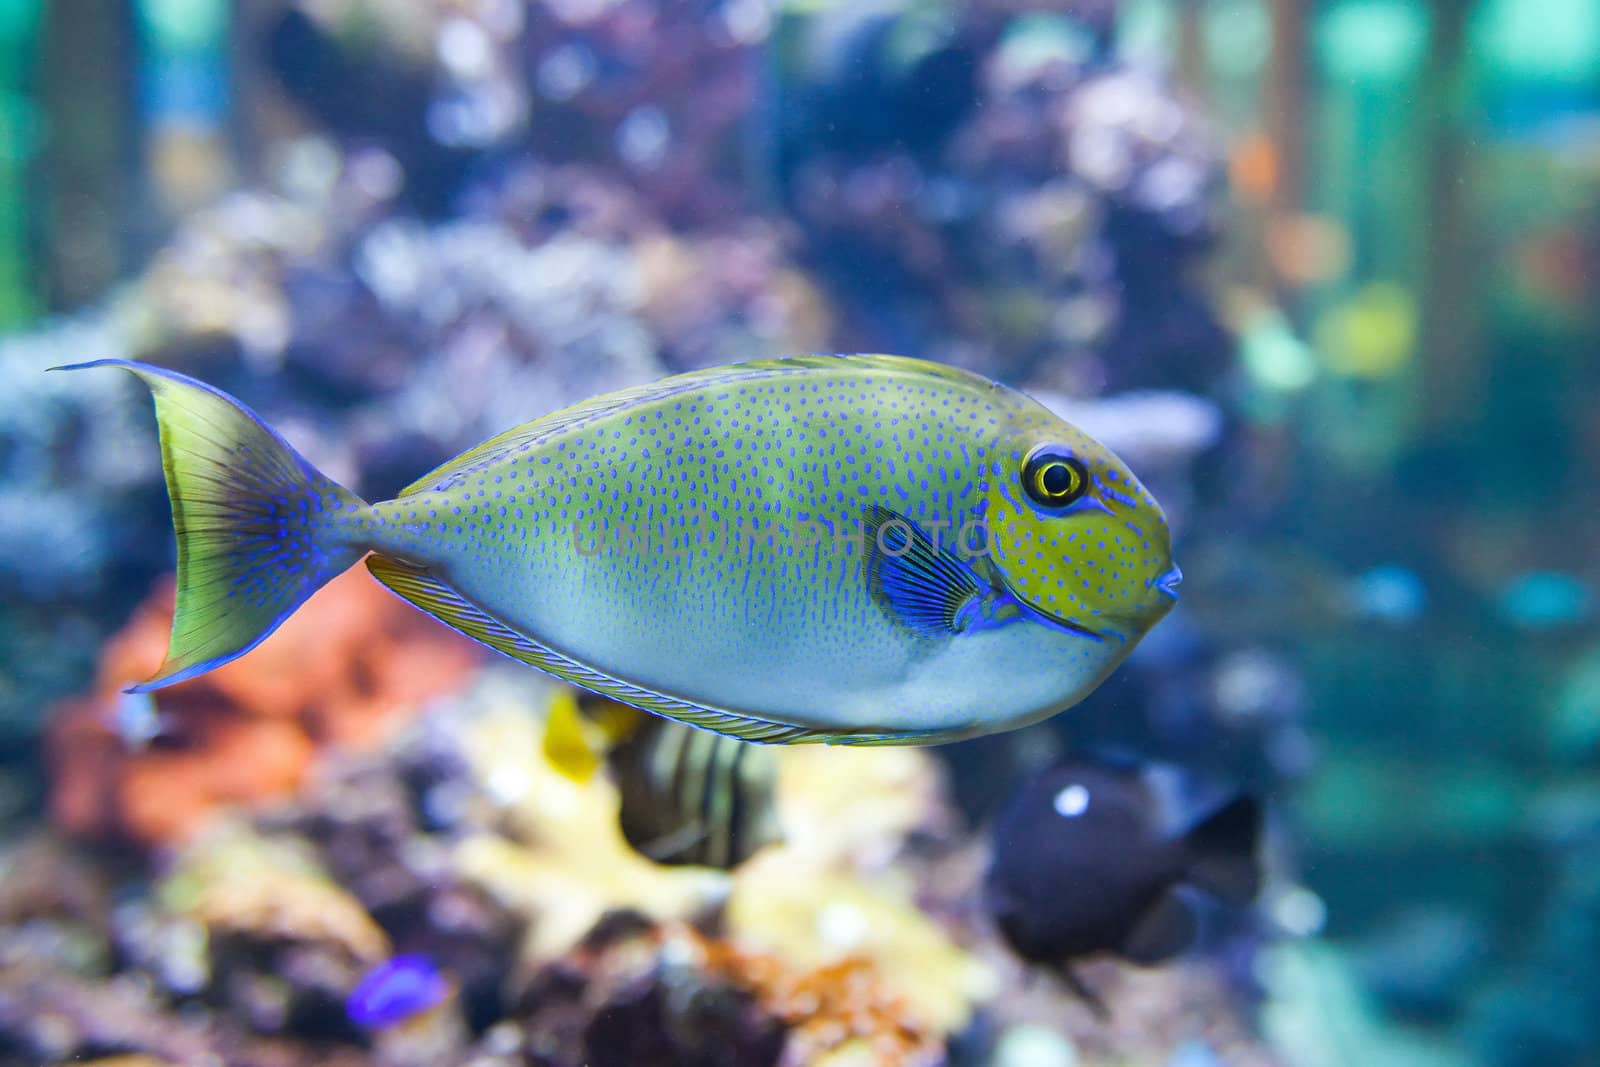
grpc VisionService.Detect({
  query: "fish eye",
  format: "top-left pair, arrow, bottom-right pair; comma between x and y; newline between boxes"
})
1022,447 -> 1090,508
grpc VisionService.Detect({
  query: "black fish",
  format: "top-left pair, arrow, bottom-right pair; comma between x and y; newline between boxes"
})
985,759 -> 1261,1013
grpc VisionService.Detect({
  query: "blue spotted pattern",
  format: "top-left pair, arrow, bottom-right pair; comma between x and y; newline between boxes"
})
358,355 -> 1179,743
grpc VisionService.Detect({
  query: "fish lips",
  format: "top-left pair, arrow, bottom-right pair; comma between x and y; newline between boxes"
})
1152,564 -> 1183,601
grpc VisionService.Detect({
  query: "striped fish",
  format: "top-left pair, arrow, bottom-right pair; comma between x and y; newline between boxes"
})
542,689 -> 779,870
610,710 -> 782,869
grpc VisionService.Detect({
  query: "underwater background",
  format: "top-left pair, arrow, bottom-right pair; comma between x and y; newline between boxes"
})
0,0 -> 1597,1064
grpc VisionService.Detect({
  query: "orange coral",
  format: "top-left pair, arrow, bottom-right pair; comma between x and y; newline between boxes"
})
46,567 -> 481,847
666,925 -> 944,1067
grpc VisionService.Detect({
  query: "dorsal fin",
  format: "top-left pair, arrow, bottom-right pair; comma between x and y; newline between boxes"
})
366,554 -> 863,744
399,355 -> 1000,496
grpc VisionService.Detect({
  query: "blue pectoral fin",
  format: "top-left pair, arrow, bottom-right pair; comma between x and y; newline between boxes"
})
863,504 -> 987,637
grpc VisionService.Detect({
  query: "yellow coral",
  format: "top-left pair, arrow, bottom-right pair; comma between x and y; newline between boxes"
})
158,823 -> 389,963
453,678 -> 990,1034
728,860 -> 994,1037
451,679 -> 727,967
770,744 -> 948,868
718,741 -> 992,1037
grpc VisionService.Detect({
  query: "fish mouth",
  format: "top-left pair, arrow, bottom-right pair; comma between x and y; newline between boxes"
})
1151,564 -> 1183,602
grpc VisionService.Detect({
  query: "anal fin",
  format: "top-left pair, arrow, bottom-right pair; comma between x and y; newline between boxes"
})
1119,888 -> 1198,965
1058,966 -> 1111,1021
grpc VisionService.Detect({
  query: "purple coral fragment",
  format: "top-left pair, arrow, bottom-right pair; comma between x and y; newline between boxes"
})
346,954 -> 449,1029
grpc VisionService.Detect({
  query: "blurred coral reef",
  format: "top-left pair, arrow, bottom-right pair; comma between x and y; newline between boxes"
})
46,570 -> 480,846
0,671 -> 1278,1065
12,0 -> 1593,1061
0,0 -> 1296,1060
0,0 -> 1318,1060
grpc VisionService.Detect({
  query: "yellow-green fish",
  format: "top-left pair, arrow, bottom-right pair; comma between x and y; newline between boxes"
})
59,355 -> 1180,745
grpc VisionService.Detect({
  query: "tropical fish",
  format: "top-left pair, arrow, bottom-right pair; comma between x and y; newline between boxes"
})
542,688 -> 782,870
984,758 -> 1261,1013
58,355 -> 1180,746
540,684 -> 633,785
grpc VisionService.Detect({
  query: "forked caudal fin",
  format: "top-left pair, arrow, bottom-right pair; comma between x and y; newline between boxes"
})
52,360 -> 370,690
